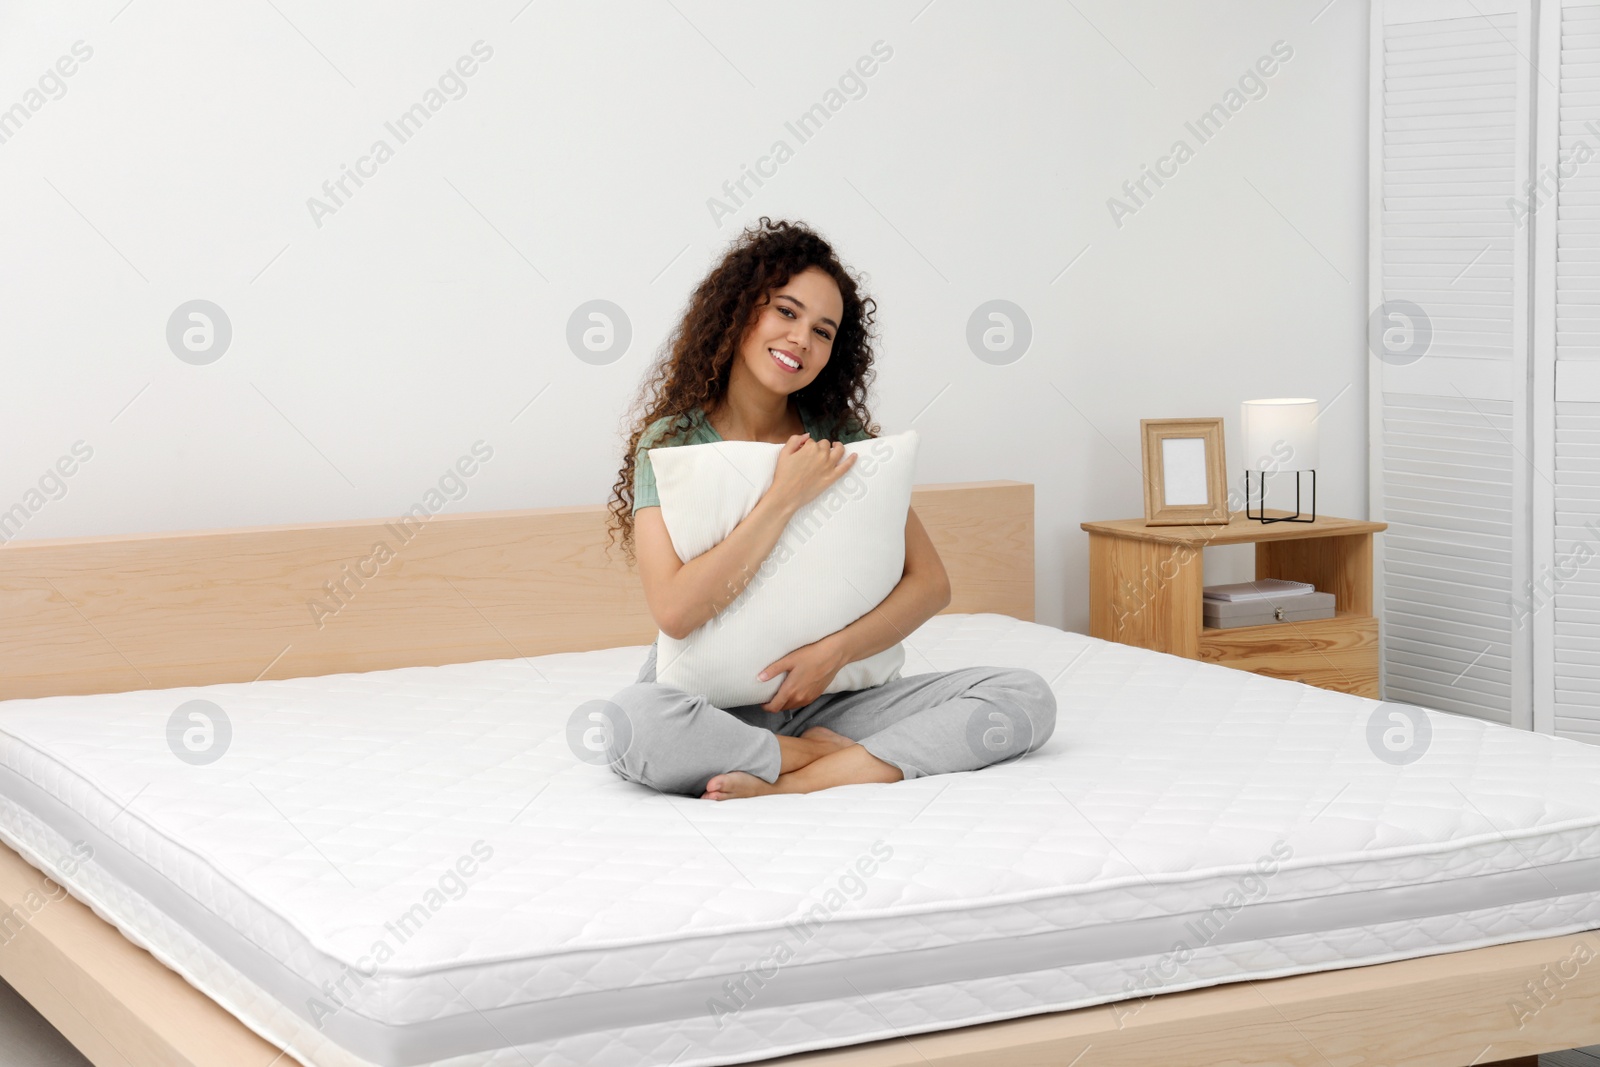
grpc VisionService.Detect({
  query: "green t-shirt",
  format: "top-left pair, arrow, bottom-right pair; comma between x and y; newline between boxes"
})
632,405 -> 870,512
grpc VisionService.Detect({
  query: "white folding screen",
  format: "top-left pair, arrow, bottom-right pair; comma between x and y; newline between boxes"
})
1369,0 -> 1535,732
1373,0 -> 1600,745
1534,0 -> 1600,744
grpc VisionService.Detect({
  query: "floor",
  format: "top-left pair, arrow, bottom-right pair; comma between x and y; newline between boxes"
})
1547,1050 -> 1600,1067
0,974 -> 1595,1066
0,978 -> 90,1066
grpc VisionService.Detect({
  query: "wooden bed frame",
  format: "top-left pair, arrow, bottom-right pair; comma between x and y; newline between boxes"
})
0,479 -> 1593,1067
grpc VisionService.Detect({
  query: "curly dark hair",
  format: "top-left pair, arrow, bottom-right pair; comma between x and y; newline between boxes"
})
604,216 -> 881,568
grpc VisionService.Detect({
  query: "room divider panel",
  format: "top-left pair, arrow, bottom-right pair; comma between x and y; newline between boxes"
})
1371,0 -> 1600,746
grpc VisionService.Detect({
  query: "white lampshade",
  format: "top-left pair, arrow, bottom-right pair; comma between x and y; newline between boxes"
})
1241,398 -> 1318,471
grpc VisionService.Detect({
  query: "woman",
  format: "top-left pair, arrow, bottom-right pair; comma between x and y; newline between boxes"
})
605,217 -> 1056,800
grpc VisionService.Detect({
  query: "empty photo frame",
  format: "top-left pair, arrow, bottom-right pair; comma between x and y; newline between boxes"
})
1140,417 -> 1229,526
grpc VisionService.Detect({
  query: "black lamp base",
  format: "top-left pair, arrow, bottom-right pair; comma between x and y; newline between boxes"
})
1244,469 -> 1316,523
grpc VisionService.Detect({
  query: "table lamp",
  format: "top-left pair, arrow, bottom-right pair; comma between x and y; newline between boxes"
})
1242,397 -> 1318,523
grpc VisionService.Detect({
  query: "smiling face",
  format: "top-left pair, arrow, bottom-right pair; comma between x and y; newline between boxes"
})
738,265 -> 843,398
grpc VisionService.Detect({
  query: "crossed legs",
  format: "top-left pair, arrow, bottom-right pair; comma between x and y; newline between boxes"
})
606,664 -> 1056,801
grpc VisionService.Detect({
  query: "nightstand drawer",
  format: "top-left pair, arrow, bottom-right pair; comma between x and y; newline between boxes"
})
1196,614 -> 1378,698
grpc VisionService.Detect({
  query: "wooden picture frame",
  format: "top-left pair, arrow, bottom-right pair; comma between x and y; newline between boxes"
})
1140,417 -> 1229,526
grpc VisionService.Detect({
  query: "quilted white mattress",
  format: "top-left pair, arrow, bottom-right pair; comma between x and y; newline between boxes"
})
1,613 -> 1599,1067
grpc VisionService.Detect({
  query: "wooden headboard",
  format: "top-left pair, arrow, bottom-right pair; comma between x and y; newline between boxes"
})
0,481 -> 1033,701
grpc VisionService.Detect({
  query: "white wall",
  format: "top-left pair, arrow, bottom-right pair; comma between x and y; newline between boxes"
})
0,0 -> 1367,635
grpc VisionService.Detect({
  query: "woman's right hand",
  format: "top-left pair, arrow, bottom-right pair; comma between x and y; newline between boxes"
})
769,434 -> 858,512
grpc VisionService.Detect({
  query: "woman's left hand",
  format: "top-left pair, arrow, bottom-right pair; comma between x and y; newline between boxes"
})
758,637 -> 848,713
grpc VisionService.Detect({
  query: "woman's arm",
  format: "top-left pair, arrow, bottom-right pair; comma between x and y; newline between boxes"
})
819,507 -> 952,669
635,488 -> 804,640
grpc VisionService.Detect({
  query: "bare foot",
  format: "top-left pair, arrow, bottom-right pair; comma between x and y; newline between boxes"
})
775,726 -> 857,774
702,770 -> 777,801
702,744 -> 903,800
800,726 -> 854,753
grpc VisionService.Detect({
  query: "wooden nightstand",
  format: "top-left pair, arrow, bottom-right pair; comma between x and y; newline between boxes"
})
1079,512 -> 1387,698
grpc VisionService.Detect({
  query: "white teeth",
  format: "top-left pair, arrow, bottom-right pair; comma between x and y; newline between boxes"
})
770,348 -> 800,370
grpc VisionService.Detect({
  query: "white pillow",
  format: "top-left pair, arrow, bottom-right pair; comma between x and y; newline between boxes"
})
648,430 -> 920,708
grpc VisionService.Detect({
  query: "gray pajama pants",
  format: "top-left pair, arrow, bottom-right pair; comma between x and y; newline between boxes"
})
604,642 -> 1058,797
